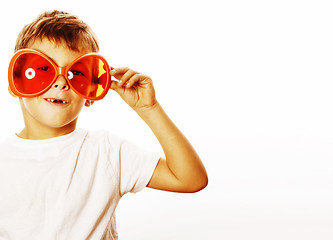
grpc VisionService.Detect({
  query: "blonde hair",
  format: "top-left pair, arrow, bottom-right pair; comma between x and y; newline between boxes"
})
15,10 -> 99,52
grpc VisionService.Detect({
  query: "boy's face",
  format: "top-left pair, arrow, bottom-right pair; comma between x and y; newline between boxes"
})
18,39 -> 91,134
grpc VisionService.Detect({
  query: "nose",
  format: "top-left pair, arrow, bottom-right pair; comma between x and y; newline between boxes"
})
52,76 -> 69,91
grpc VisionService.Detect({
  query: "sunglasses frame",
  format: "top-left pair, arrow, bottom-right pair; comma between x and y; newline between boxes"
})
8,49 -> 112,100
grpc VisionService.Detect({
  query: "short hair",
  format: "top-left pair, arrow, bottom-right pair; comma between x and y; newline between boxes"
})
14,10 -> 99,52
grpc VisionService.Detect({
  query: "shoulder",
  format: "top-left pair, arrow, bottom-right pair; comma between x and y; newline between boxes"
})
79,129 -> 133,158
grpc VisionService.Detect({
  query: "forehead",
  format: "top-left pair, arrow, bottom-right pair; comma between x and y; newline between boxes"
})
27,39 -> 90,66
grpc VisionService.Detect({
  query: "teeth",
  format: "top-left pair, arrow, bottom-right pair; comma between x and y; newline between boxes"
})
46,98 -> 67,103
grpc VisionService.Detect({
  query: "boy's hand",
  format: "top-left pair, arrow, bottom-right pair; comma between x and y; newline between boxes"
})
110,68 -> 208,193
110,67 -> 157,111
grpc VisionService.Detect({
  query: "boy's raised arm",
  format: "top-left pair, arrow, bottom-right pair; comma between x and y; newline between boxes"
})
110,68 -> 208,193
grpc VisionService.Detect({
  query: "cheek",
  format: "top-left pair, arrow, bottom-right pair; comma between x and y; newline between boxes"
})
71,96 -> 86,110
71,99 -> 86,116
21,97 -> 44,115
20,96 -> 86,125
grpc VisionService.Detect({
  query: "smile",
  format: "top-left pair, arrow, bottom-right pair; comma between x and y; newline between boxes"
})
44,98 -> 68,104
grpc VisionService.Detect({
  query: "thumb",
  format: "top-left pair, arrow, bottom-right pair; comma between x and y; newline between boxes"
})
110,80 -> 126,97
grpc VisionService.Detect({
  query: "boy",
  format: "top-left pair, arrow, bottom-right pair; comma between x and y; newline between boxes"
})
0,10 -> 208,239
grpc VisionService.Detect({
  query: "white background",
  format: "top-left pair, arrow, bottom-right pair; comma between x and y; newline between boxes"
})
0,0 -> 333,239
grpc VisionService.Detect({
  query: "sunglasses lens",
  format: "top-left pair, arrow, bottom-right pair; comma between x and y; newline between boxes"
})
12,53 -> 55,95
68,55 -> 109,99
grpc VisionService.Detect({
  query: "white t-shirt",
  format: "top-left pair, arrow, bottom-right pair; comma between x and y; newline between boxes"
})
0,129 -> 160,240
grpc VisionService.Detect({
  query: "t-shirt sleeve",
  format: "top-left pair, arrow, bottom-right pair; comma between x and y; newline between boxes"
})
117,138 -> 160,196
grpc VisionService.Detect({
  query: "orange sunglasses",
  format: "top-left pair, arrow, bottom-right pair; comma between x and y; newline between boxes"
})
8,49 -> 111,100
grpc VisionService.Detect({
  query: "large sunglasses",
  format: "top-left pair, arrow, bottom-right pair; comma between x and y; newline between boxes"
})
8,49 -> 111,100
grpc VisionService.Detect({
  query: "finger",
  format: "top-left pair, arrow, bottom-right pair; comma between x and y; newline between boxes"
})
110,80 -> 118,90
119,69 -> 137,87
109,65 -> 118,75
111,67 -> 138,86
110,80 -> 126,96
110,67 -> 118,82
125,73 -> 144,88
110,67 -> 130,79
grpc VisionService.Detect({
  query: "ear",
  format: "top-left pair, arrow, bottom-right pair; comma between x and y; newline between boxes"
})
85,100 -> 94,107
8,86 -> 18,98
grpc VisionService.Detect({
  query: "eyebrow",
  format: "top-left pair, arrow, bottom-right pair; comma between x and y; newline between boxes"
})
29,49 -> 87,68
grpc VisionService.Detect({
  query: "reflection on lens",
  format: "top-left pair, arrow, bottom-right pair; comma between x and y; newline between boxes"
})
68,71 -> 74,80
25,68 -> 35,79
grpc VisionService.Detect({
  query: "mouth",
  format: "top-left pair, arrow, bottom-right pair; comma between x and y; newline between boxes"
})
44,98 -> 69,104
